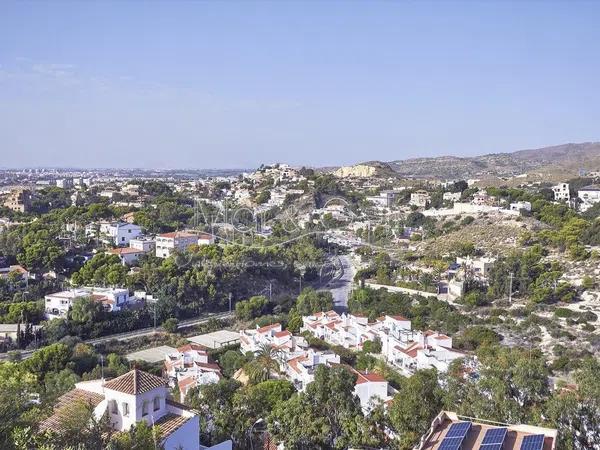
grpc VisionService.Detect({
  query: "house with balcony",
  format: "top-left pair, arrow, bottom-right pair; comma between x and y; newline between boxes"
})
44,287 -> 133,319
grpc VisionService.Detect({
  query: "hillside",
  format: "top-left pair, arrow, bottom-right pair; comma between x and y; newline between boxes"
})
387,142 -> 600,180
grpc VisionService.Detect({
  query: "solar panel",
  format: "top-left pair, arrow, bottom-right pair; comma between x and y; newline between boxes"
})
480,445 -> 503,450
520,434 -> 545,450
446,421 -> 472,438
438,437 -> 463,450
481,427 -> 508,445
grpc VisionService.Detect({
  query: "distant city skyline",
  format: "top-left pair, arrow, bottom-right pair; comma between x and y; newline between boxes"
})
1,1 -> 600,169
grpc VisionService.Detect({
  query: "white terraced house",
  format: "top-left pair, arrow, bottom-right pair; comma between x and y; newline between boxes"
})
302,311 -> 466,375
39,369 -> 232,450
44,287 -> 132,319
164,343 -> 223,402
238,322 -> 389,410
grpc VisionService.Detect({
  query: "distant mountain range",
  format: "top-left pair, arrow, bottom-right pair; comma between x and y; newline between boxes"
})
378,142 -> 600,180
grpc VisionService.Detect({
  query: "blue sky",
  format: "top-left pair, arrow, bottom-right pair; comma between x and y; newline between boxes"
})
1,1 -> 599,169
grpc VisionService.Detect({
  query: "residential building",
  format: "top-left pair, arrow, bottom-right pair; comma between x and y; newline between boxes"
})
0,264 -> 29,282
366,190 -> 404,208
456,255 -> 496,279
197,232 -> 215,246
44,287 -> 133,319
442,192 -> 461,203
552,183 -> 570,201
410,190 -> 431,208
164,343 -> 222,402
472,190 -> 493,206
577,185 -> 600,212
108,247 -> 148,266
0,323 -> 42,343
302,311 -> 465,375
414,410 -> 557,450
156,231 -> 199,258
39,369 -> 232,450
86,221 -> 143,246
3,188 -> 32,212
129,237 -> 156,253
55,178 -> 74,189
510,201 -> 532,212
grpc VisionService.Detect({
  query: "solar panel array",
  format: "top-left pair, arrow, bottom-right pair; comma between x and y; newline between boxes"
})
438,422 -> 472,450
520,434 -> 545,450
478,426 -> 508,450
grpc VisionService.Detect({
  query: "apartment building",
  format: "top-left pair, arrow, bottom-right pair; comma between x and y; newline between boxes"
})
3,188 -> 32,212
155,231 -> 199,258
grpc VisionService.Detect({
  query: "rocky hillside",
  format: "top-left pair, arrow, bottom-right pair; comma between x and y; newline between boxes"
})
333,161 -> 396,178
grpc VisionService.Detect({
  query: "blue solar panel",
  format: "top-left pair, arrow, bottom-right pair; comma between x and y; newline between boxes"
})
520,434 -> 545,450
479,444 -> 503,450
439,437 -> 463,450
480,445 -> 502,450
446,421 -> 472,438
482,427 -> 508,445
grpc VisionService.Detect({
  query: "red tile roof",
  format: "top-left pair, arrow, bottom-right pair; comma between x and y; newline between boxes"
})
159,231 -> 197,239
39,388 -> 104,432
103,369 -> 167,395
274,330 -> 291,338
257,323 -> 281,333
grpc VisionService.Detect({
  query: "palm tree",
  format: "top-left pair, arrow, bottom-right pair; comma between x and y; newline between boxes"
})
246,343 -> 281,383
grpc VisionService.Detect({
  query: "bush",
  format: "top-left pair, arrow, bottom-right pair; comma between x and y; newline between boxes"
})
162,318 -> 179,333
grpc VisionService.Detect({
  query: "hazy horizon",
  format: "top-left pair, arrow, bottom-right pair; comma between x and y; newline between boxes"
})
2,2 -> 600,169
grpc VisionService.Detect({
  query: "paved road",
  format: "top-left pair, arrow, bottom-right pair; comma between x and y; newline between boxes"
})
0,311 -> 234,361
321,254 -> 354,312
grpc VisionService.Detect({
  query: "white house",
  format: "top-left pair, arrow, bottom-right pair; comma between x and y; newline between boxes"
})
86,221 -> 142,246
156,232 -> 199,258
164,343 -> 222,402
108,247 -> 148,266
578,185 -> 600,212
130,237 -> 156,253
197,232 -> 215,246
443,192 -> 461,203
410,190 -> 431,208
456,255 -> 496,279
509,201 -> 532,212
39,369 -> 232,450
552,183 -> 570,201
44,287 -> 132,319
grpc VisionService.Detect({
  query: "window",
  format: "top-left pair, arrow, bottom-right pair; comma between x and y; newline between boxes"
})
121,237 -> 125,242
153,397 -> 160,412
122,402 -> 129,417
128,229 -> 131,233
110,399 -> 118,415
142,401 -> 149,416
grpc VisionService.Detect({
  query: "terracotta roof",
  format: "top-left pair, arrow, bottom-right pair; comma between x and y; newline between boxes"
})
355,371 -> 386,384
274,330 -> 291,338
194,361 -> 222,372
103,369 -> 167,395
177,343 -> 208,353
39,388 -> 104,432
154,413 -> 193,440
257,323 -> 281,333
109,247 -> 144,255
177,376 -> 197,392
158,231 -> 197,239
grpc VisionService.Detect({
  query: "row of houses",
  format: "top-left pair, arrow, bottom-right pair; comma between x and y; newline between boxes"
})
239,322 -> 391,411
302,311 -> 467,375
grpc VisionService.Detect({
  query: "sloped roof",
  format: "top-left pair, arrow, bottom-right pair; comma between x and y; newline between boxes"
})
154,413 -> 193,439
103,369 -> 167,395
39,388 -> 105,432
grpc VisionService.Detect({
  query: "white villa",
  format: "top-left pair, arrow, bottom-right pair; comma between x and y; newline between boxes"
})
39,369 -> 231,450
44,287 -> 133,319
85,221 -> 143,246
578,185 -> 600,212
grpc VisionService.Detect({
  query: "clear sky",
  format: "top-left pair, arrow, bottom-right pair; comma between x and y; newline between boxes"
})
1,1 -> 599,169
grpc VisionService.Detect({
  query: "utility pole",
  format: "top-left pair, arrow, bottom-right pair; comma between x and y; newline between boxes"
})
508,272 -> 514,304
153,304 -> 157,330
269,282 -> 272,303
228,292 -> 232,313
